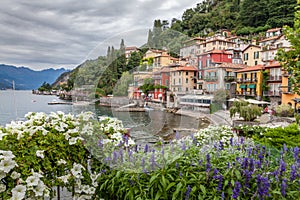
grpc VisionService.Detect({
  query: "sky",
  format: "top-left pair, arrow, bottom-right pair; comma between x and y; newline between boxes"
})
0,0 -> 202,70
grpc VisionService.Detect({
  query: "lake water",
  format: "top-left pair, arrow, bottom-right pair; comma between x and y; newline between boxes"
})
0,90 -> 207,143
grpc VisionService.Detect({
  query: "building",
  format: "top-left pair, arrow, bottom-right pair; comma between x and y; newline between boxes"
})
242,44 -> 263,66
170,65 -> 198,93
152,66 -> 170,102
180,37 -> 205,66
131,71 -> 152,99
197,50 -> 233,91
235,65 -> 265,100
198,35 -> 235,54
280,69 -> 300,107
125,46 -> 140,59
264,62 -> 282,105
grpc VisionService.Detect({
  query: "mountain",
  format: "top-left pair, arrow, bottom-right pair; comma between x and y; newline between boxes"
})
0,64 -> 69,90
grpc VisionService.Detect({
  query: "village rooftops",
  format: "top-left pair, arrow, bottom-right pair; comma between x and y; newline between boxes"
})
259,35 -> 282,43
171,65 -> 198,72
235,65 -> 265,73
266,27 -> 282,33
264,62 -> 281,68
217,63 -> 248,69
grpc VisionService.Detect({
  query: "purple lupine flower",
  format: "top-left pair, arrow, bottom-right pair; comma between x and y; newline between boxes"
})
123,134 -> 129,146
281,178 -> 287,197
119,148 -> 124,163
221,192 -> 225,200
227,162 -> 231,168
213,173 -> 223,192
134,144 -> 138,152
279,159 -> 286,176
240,137 -> 244,144
182,142 -> 186,151
293,146 -> 299,161
283,144 -> 288,153
161,145 -> 164,156
230,137 -> 233,146
256,175 -> 270,199
98,139 -> 103,148
198,160 -> 203,166
185,185 -> 192,200
213,168 -> 219,175
243,169 -> 253,193
249,158 -> 255,173
256,159 -> 262,169
175,131 -> 179,140
219,141 -> 223,150
290,164 -> 297,182
272,170 -> 279,182
241,157 -> 249,170
176,162 -> 179,169
113,150 -> 118,164
179,171 -> 183,177
144,144 -> 149,153
232,181 -> 241,199
206,154 -> 211,172
150,152 -> 156,170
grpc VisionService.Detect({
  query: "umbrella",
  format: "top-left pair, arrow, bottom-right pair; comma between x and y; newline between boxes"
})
227,98 -> 240,102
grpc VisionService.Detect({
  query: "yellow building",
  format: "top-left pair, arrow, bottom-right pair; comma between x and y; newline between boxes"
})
242,44 -> 263,66
170,65 -> 198,93
235,65 -> 264,100
280,70 -> 300,107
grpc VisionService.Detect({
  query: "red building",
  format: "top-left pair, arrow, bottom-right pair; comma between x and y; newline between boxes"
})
197,50 -> 233,80
152,66 -> 171,102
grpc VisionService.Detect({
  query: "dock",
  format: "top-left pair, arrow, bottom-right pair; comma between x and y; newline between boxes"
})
48,101 -> 73,105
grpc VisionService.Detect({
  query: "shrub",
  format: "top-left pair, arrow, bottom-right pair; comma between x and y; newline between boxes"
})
230,100 -> 262,121
275,104 -> 294,117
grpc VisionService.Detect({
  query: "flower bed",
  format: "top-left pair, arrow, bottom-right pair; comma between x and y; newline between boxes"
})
0,112 -> 299,199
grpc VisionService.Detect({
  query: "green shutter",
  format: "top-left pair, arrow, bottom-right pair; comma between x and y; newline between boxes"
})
248,84 -> 256,89
239,84 -> 247,89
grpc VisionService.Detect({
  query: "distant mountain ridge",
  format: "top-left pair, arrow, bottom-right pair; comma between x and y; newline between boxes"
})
0,64 -> 69,90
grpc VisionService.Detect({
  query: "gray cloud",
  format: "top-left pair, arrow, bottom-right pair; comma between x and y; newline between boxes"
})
0,0 -> 201,70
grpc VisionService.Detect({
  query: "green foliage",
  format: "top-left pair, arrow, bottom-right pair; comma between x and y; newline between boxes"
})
253,123 -> 300,148
139,78 -> 154,94
275,104 -> 294,117
277,2 -> 300,95
113,71 -> 134,96
38,82 -> 52,92
230,100 -> 262,121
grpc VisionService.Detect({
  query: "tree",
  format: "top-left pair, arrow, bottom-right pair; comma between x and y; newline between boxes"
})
277,2 -> 300,95
139,78 -> 154,95
113,71 -> 133,96
267,0 -> 297,27
230,100 -> 262,121
38,82 -> 52,92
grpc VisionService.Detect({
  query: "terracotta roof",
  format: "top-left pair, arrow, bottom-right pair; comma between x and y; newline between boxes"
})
125,46 -> 139,50
235,65 -> 265,72
265,62 -> 281,68
171,66 -> 198,72
218,63 -> 248,69
259,35 -> 281,42
266,28 -> 282,33
242,44 -> 261,52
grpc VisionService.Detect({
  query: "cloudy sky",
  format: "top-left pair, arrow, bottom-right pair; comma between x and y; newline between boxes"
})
0,0 -> 201,70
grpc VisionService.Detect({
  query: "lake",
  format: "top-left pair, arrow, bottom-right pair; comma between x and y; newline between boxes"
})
0,90 -> 207,143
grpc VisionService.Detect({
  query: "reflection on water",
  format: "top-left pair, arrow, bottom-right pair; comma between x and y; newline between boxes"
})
0,90 -> 210,144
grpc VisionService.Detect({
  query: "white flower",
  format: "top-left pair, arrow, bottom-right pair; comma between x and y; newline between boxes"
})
0,150 -> 15,159
11,185 -> 26,200
69,137 -> 83,145
0,130 -> 7,140
0,183 -> 6,192
87,186 -> 96,195
0,171 -> 6,179
57,159 -> 67,165
36,150 -> 45,159
11,171 -> 21,179
71,163 -> 84,179
26,175 -> 40,187
33,180 -> 46,196
58,174 -> 71,184
0,158 -> 16,173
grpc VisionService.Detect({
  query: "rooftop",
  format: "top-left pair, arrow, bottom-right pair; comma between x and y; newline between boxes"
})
235,65 -> 265,73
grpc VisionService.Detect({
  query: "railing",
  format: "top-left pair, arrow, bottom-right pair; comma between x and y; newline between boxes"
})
268,75 -> 282,81
224,76 -> 236,82
280,86 -> 293,94
203,76 -> 218,82
263,91 -> 281,96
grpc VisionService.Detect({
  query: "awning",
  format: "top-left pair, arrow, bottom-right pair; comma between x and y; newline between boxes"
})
239,84 -> 247,89
248,84 -> 256,89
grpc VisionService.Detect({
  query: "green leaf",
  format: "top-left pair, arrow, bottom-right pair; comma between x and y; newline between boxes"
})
200,185 -> 206,195
166,182 -> 176,191
172,182 -> 183,200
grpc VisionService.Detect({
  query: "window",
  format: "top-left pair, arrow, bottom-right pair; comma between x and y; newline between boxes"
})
165,80 -> 169,86
186,71 -> 188,76
255,61 -> 258,65
186,87 -> 188,91
244,53 -> 249,61
206,59 -> 211,67
198,61 -> 203,70
179,71 -> 181,76
186,78 -> 188,83
254,51 -> 259,59
226,83 -> 230,90
179,78 -> 181,84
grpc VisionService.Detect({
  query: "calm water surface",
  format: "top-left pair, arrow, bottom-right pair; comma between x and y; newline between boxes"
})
0,90 -> 207,143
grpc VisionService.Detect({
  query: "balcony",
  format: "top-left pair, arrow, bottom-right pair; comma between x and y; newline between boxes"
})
204,76 -> 218,82
268,75 -> 282,82
279,86 -> 294,94
263,91 -> 281,97
224,76 -> 236,82
243,78 -> 252,82
236,78 -> 243,83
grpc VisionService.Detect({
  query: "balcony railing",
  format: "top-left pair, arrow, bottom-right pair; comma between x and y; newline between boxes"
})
263,91 -> 281,96
279,86 -> 294,94
224,76 -> 236,82
204,76 -> 218,82
268,75 -> 282,81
